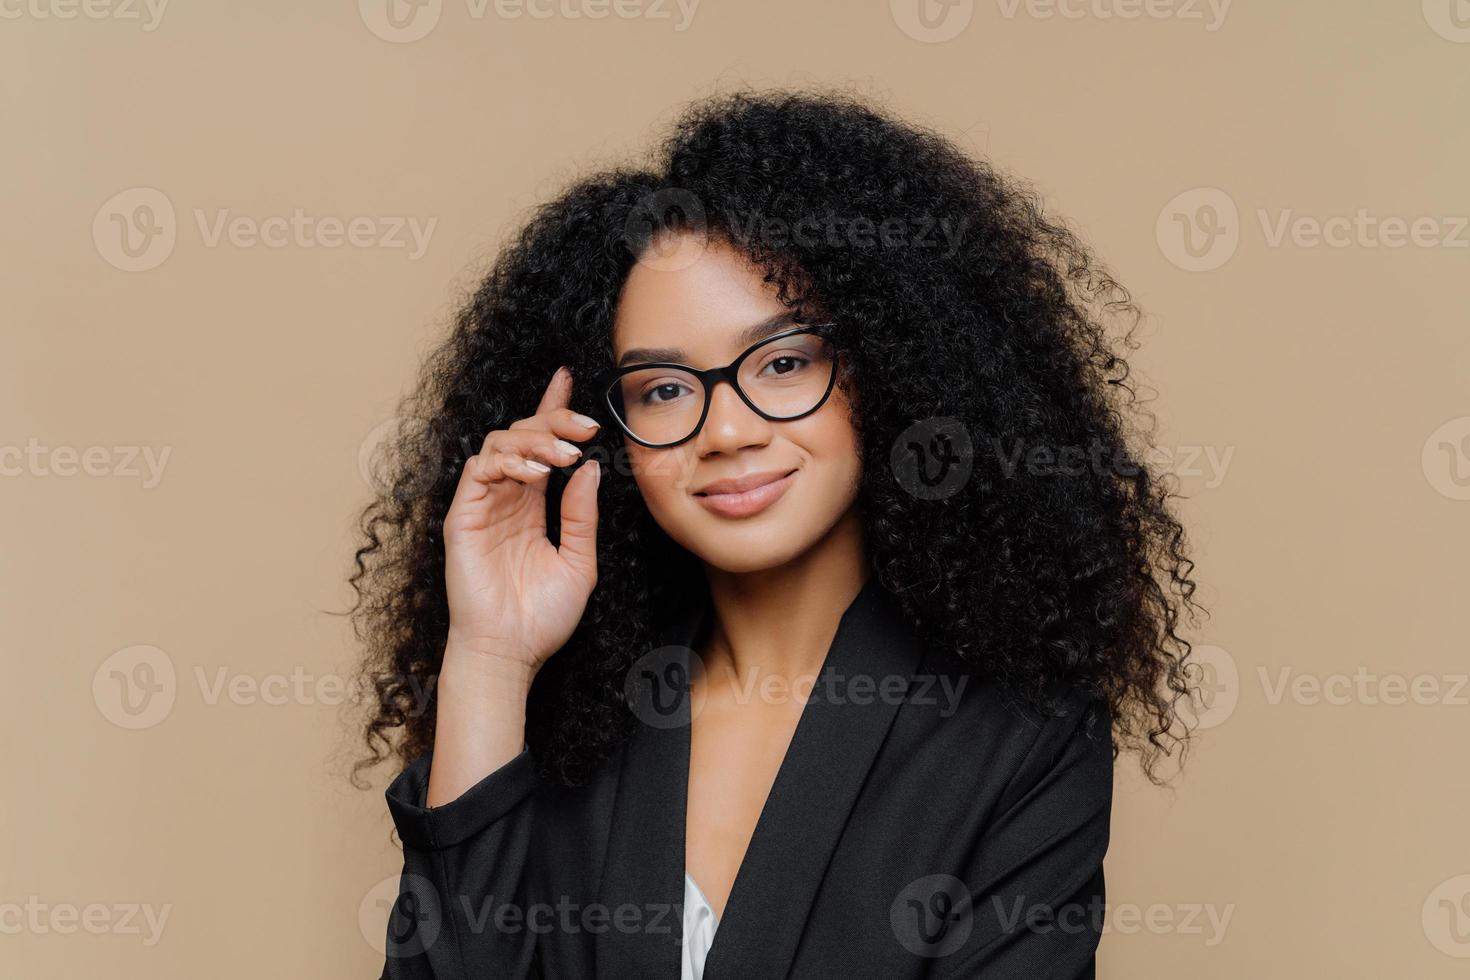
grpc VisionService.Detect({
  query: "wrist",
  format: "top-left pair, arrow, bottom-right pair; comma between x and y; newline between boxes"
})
440,642 -> 538,701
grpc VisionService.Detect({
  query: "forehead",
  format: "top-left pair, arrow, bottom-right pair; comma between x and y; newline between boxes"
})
611,235 -> 791,362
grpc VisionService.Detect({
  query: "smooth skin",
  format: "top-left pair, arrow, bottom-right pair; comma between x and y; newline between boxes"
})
427,232 -> 867,922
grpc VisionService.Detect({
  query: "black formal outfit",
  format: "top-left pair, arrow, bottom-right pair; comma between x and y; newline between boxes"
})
379,575 -> 1113,979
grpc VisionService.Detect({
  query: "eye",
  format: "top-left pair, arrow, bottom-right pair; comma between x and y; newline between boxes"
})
756,351 -> 813,378
638,379 -> 695,405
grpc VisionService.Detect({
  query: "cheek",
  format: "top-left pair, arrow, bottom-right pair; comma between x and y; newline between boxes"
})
627,445 -> 698,507
814,394 -> 863,476
790,406 -> 863,504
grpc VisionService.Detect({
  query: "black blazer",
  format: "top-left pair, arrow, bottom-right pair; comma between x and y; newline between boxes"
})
380,575 -> 1113,979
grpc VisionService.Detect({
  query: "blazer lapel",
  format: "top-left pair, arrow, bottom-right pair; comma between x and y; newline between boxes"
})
594,594 -> 708,979
594,575 -> 925,980
702,575 -> 924,980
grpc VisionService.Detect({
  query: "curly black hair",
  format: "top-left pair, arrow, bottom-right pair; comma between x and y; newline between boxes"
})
349,87 -> 1203,789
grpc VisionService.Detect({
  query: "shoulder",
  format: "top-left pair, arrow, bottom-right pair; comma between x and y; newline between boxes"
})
897,650 -> 1114,810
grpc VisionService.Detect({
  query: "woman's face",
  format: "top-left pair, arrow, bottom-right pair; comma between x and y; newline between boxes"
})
608,233 -> 863,574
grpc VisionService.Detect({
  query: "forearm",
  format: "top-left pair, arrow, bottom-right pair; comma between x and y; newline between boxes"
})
426,644 -> 535,806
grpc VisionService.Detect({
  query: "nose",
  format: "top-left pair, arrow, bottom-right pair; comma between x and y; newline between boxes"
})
694,378 -> 772,455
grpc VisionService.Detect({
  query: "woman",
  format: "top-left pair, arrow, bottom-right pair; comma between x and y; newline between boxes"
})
351,89 -> 1201,979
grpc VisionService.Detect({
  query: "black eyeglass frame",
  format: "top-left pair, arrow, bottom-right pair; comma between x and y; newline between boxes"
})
596,323 -> 841,449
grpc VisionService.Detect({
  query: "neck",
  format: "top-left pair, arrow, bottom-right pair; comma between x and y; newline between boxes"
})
698,506 -> 869,688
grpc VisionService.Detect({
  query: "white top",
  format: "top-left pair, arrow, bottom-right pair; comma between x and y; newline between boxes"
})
681,872 -> 719,980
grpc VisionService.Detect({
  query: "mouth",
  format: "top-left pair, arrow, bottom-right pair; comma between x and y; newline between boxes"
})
692,468 -> 798,519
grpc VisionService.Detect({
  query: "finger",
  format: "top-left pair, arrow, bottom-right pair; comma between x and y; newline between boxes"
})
515,366 -> 602,439
449,450 -> 550,512
487,451 -> 553,486
535,365 -> 573,417
480,428 -> 584,468
509,406 -> 603,440
556,459 -> 600,582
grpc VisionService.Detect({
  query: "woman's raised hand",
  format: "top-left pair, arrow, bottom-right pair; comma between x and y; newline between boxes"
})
441,365 -> 602,677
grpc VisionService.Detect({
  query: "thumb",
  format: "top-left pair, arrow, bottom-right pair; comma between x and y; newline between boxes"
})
557,459 -> 600,583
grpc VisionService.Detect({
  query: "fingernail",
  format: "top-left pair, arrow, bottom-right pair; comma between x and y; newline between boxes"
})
554,439 -> 581,457
525,459 -> 551,473
572,413 -> 600,429
591,460 -> 601,483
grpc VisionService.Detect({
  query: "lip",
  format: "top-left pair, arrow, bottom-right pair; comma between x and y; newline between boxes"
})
692,468 -> 798,519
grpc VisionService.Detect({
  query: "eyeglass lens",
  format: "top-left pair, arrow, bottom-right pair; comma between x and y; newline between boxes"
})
607,331 -> 834,446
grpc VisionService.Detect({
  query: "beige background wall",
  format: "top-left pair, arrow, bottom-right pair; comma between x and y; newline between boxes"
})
4,2 -> 1468,976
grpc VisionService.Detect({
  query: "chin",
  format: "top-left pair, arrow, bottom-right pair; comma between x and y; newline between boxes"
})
643,476 -> 860,575
675,519 -> 818,575
690,543 -> 809,575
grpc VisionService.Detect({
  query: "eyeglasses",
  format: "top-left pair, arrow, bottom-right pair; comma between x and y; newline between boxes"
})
597,324 -> 840,449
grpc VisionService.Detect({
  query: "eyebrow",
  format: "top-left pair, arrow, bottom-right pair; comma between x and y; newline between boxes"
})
615,311 -> 803,368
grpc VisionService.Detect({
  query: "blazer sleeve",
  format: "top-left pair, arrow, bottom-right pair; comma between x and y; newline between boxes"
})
933,697 -> 1114,980
378,747 -> 541,980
